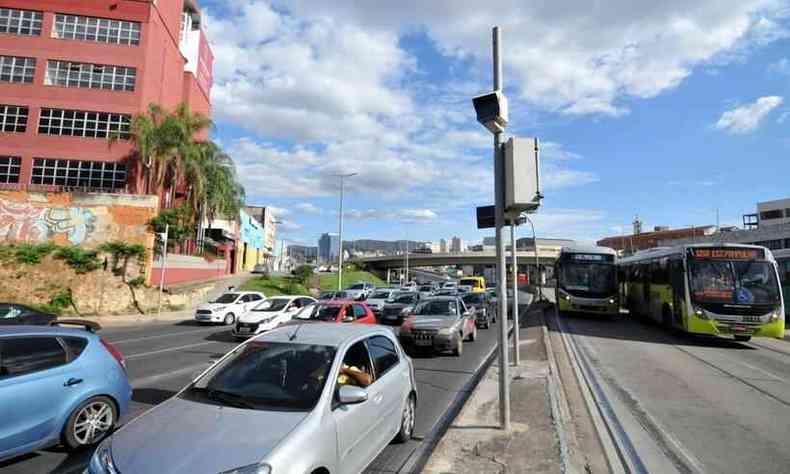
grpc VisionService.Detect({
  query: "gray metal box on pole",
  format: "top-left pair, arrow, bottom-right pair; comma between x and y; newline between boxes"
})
504,137 -> 541,213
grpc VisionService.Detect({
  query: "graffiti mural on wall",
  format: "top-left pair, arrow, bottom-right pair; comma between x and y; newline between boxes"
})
0,198 -> 97,245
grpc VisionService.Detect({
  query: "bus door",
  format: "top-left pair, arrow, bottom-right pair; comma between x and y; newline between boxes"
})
669,259 -> 685,327
642,262 -> 651,316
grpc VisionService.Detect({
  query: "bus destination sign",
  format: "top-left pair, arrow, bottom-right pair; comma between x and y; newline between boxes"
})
689,247 -> 765,260
569,253 -> 614,262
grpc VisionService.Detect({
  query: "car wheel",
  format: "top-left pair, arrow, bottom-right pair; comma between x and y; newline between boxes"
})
224,313 -> 235,326
394,394 -> 416,443
63,396 -> 117,450
453,337 -> 463,357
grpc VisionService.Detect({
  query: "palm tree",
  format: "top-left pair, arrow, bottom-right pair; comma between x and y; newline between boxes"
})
128,103 -> 211,196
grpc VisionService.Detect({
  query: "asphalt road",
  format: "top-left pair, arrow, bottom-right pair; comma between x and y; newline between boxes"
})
0,317 -> 502,474
554,310 -> 790,474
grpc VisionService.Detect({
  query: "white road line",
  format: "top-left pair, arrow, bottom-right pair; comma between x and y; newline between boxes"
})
735,360 -> 785,382
131,363 -> 210,387
111,327 -> 221,344
125,341 -> 219,360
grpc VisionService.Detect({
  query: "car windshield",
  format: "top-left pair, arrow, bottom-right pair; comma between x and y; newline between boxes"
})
294,304 -> 317,320
395,295 -> 417,304
559,263 -> 617,296
253,299 -> 290,312
419,286 -> 432,291
370,290 -> 391,299
459,279 -> 480,288
689,259 -> 780,305
311,305 -> 342,321
463,294 -> 485,304
348,283 -> 365,290
181,341 -> 336,411
214,293 -> 239,304
415,300 -> 459,316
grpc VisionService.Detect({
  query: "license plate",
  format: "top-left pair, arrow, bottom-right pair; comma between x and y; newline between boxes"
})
732,325 -> 748,333
238,327 -> 250,334
415,338 -> 432,346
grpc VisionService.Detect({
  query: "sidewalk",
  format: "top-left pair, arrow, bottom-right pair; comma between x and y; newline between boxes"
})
423,303 -> 562,474
83,272 -> 254,327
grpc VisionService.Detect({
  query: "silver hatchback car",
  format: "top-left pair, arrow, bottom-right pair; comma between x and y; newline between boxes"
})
86,324 -> 417,474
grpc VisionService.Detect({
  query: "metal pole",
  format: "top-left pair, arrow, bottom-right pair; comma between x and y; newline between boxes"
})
335,172 -> 357,291
525,215 -> 540,302
492,26 -> 510,431
338,177 -> 345,291
510,221 -> 519,366
405,239 -> 409,284
157,224 -> 168,318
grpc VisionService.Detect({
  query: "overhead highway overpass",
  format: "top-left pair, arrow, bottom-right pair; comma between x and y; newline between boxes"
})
352,249 -> 560,270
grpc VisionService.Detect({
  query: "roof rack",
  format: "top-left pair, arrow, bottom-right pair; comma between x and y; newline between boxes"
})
49,319 -> 102,333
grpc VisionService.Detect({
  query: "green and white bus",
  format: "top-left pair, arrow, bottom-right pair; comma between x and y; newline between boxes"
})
619,243 -> 785,341
555,246 -> 619,316
771,248 -> 790,320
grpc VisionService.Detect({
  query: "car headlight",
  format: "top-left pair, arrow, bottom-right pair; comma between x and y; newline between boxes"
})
608,298 -> 616,305
438,328 -> 453,336
218,463 -> 272,474
769,309 -> 782,322
213,306 -> 226,312
693,306 -> 707,320
86,439 -> 118,474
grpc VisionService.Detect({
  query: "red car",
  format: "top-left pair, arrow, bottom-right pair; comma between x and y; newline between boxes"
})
298,300 -> 377,324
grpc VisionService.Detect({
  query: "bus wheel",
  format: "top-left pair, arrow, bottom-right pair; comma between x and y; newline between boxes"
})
734,335 -> 752,342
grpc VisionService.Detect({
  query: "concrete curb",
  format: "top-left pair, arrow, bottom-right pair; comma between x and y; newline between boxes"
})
397,304 -> 532,474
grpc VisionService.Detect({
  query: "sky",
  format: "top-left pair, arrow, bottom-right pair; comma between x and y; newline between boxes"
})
200,0 -> 790,249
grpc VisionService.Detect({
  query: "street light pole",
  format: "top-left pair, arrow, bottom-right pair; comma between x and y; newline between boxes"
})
335,172 -> 357,291
524,214 -> 540,301
157,224 -> 169,318
510,220 -> 519,366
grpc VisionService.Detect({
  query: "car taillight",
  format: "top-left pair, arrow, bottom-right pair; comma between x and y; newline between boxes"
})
101,338 -> 127,371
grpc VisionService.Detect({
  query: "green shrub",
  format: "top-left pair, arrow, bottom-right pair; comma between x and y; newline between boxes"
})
37,289 -> 74,315
128,276 -> 146,287
291,265 -> 314,284
15,242 -> 58,265
54,247 -> 102,274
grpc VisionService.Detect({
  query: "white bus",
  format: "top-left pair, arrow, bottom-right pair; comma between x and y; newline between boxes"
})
619,243 -> 784,341
555,246 -> 619,316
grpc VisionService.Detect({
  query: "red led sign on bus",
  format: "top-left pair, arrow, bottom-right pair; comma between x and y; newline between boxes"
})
689,248 -> 765,260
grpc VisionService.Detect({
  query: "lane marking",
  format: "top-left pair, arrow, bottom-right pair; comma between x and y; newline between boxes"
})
734,360 -> 785,382
110,326 -> 221,344
125,341 -> 221,360
131,363 -> 211,387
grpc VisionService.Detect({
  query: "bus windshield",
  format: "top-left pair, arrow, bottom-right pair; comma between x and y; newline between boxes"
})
689,259 -> 780,305
559,263 -> 617,297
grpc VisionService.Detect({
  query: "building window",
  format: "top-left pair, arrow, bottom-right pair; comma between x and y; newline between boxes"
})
0,8 -> 43,36
31,158 -> 127,190
0,105 -> 28,133
52,14 -> 141,46
759,209 -> 784,220
45,60 -> 136,91
0,156 -> 21,183
0,56 -> 36,83
38,108 -> 131,139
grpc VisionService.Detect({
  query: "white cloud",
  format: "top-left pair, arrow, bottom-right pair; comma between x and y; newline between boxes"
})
527,208 -> 608,241
280,0 -> 788,116
346,208 -> 439,222
714,96 -> 783,134
768,58 -> 790,74
294,203 -> 323,215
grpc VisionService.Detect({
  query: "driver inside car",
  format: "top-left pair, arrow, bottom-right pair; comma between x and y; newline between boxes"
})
336,342 -> 372,387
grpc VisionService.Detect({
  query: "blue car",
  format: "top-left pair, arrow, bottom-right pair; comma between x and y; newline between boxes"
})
0,323 -> 132,462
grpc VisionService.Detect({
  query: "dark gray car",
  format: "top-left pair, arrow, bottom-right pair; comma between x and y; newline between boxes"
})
380,293 -> 420,326
461,292 -> 495,329
398,297 -> 477,356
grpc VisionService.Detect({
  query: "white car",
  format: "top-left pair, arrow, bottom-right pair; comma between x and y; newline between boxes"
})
442,281 -> 458,290
366,288 -> 400,315
345,282 -> 376,300
194,291 -> 265,325
233,296 -> 317,338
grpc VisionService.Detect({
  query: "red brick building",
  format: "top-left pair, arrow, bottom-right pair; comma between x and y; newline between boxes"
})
598,225 -> 716,253
0,0 -> 213,195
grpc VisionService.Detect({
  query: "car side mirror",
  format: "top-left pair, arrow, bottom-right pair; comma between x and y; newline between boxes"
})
338,385 -> 368,405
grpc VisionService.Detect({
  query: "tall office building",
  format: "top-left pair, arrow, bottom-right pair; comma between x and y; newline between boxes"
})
439,238 -> 447,253
318,232 -> 340,262
450,236 -> 464,253
0,0 -> 213,195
